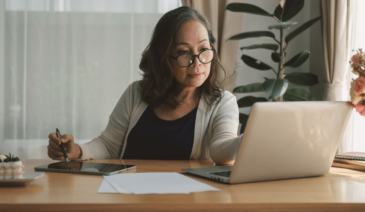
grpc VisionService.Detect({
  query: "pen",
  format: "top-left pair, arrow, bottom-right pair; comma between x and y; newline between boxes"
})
56,128 -> 69,163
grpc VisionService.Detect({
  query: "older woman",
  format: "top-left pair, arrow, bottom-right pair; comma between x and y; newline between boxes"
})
48,6 -> 243,165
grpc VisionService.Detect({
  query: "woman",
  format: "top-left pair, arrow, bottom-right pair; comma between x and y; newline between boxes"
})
47,6 -> 243,165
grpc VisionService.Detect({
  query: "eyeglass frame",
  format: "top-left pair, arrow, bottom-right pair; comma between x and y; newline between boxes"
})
170,46 -> 216,68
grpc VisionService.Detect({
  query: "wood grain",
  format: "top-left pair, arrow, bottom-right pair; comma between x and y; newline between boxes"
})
1,159 -> 365,212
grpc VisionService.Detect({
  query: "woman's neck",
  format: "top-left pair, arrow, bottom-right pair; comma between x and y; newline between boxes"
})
175,87 -> 197,105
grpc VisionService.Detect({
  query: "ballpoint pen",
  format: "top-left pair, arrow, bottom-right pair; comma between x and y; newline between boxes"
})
56,128 -> 69,163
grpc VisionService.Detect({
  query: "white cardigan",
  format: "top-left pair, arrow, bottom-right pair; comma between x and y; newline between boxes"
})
79,81 -> 243,164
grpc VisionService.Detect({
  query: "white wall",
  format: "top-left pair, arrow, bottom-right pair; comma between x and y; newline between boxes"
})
234,0 -> 324,116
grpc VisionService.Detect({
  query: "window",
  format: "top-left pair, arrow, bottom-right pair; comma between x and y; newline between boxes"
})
1,0 -> 181,158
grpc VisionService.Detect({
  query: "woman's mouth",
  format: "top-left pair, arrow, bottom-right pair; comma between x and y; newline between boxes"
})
189,72 -> 203,77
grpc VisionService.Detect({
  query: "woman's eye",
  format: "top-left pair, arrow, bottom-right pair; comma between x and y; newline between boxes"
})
200,48 -> 209,52
178,51 -> 189,54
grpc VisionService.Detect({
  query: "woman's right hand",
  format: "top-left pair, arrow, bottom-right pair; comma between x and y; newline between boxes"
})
48,133 -> 82,160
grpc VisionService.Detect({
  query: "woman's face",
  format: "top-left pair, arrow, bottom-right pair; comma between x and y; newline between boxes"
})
170,20 -> 211,90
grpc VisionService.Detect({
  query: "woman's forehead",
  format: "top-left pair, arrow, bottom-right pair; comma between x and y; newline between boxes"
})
173,20 -> 209,46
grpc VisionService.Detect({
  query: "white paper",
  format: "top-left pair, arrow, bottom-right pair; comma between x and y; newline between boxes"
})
103,177 -> 132,193
97,179 -> 117,193
97,179 -> 132,194
104,172 -> 219,195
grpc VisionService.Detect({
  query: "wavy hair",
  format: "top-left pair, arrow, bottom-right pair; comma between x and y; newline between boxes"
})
139,6 -> 226,109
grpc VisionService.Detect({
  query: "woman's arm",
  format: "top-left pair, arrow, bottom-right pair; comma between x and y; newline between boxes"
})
79,82 -> 137,160
209,93 -> 243,165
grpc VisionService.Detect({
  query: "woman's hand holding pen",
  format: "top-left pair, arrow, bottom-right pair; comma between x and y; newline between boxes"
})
48,133 -> 82,160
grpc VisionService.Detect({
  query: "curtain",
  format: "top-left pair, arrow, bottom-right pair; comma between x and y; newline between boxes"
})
181,0 -> 244,92
320,0 -> 357,101
0,0 -> 181,159
338,0 -> 365,153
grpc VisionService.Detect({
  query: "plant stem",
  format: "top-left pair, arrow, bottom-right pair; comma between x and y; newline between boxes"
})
278,27 -> 283,80
278,27 -> 285,101
271,68 -> 278,75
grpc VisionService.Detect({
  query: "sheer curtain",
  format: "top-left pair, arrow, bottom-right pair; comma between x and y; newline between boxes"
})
339,0 -> 365,153
0,0 -> 181,159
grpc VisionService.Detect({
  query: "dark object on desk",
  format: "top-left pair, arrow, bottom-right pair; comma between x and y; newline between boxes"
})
34,161 -> 136,175
56,128 -> 69,163
335,152 -> 365,161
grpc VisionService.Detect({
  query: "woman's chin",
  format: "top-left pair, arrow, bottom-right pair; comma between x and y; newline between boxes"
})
184,80 -> 206,88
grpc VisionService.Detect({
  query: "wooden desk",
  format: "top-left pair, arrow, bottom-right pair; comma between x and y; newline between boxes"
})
1,159 -> 365,212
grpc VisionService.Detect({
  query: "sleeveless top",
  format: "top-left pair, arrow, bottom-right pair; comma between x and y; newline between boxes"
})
122,106 -> 197,160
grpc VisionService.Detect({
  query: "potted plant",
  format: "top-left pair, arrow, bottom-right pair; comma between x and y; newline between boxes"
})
226,0 -> 321,133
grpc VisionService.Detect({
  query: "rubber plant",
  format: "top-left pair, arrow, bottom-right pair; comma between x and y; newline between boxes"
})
226,0 -> 321,133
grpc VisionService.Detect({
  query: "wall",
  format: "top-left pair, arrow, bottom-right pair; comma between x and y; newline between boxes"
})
234,0 -> 324,116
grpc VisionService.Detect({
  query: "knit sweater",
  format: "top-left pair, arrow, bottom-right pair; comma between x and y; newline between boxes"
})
79,81 -> 243,164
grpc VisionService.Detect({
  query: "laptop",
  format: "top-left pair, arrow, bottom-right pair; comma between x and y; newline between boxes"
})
182,101 -> 352,184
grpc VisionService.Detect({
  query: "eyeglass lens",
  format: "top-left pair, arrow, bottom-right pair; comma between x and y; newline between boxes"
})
177,50 -> 214,67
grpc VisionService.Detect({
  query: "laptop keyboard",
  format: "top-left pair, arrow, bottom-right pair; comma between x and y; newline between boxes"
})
210,171 -> 231,177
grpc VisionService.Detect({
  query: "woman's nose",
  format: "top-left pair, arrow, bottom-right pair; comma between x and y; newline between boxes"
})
190,55 -> 201,67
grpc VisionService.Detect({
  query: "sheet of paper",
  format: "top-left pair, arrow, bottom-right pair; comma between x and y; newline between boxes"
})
97,179 -> 132,194
103,177 -> 132,194
104,172 -> 219,195
97,179 -> 118,193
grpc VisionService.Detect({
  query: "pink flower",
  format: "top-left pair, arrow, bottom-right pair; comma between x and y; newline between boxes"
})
350,81 -> 364,105
353,101 -> 365,116
353,77 -> 365,95
351,53 -> 362,64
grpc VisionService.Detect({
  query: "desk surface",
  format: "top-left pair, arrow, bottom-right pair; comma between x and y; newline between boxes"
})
1,159 -> 365,212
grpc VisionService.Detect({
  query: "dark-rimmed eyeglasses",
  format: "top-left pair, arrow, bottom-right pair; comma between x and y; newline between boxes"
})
170,48 -> 215,67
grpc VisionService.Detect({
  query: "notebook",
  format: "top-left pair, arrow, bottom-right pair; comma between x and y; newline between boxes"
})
335,152 -> 365,161
332,161 -> 365,171
182,101 -> 352,184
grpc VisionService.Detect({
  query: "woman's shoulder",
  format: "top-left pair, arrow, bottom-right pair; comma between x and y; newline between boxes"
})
216,89 -> 236,106
117,80 -> 143,105
129,80 -> 142,91
221,90 -> 235,100
202,89 -> 237,111
124,80 -> 142,96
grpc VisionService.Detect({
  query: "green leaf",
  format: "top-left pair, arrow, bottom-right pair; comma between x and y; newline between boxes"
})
282,0 -> 304,21
271,52 -> 280,63
284,73 -> 319,86
228,31 -> 276,41
237,96 -> 268,108
285,16 -> 322,44
268,22 -> 298,30
284,51 -> 310,67
233,83 -> 264,93
262,78 -> 289,99
274,4 -> 282,20
239,113 -> 249,123
241,54 -> 274,71
283,88 -> 316,101
226,3 -> 273,17
240,43 -> 279,51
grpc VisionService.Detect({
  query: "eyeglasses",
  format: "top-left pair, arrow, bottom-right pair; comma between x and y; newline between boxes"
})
170,48 -> 215,67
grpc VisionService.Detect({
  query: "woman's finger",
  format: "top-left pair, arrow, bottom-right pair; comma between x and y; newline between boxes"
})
60,134 -> 74,144
49,139 -> 62,151
47,145 -> 64,159
49,133 -> 61,145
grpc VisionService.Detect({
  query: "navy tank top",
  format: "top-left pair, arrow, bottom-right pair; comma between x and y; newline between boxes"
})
123,106 -> 197,160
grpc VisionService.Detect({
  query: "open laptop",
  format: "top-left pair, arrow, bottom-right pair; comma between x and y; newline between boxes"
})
182,101 -> 352,184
